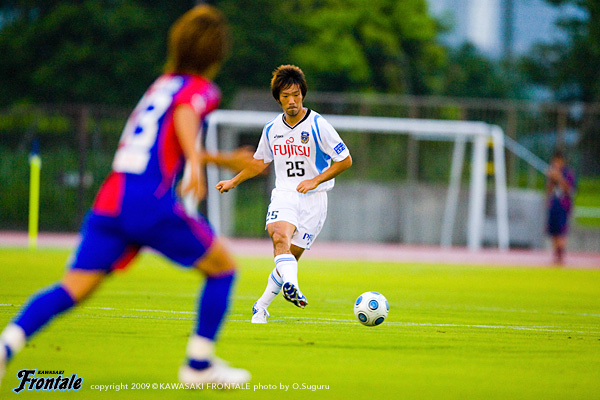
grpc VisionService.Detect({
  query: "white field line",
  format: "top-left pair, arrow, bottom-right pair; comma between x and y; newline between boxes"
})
92,291 -> 257,301
2,302 -> 599,319
88,292 -> 600,318
1,304 -> 599,335
317,299 -> 600,318
274,316 -> 599,334
99,290 -> 196,298
85,306 -> 195,315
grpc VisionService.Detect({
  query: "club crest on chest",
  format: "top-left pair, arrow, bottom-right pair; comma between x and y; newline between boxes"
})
301,131 -> 310,144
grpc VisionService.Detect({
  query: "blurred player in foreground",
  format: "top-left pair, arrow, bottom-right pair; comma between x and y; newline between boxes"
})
216,65 -> 352,323
0,5 -> 251,387
546,150 -> 576,265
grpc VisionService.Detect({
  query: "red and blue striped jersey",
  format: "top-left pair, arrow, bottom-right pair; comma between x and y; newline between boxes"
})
93,74 -> 220,217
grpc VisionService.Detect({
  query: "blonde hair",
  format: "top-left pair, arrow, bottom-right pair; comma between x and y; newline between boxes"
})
165,5 -> 230,76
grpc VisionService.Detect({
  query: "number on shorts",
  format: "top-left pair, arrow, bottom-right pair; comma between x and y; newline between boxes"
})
286,161 -> 305,177
266,210 -> 279,221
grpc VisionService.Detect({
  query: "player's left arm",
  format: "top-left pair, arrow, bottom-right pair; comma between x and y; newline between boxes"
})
296,155 -> 352,194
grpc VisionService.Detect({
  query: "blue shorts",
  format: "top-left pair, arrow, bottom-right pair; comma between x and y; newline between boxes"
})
69,202 -> 215,272
547,201 -> 569,237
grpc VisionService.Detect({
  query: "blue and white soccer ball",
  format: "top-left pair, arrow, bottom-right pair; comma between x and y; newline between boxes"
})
354,292 -> 389,326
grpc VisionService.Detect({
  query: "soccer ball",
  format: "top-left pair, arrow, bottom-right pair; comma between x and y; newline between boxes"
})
354,292 -> 389,326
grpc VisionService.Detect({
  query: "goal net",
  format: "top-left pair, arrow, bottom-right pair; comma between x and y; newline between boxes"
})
194,110 -> 509,251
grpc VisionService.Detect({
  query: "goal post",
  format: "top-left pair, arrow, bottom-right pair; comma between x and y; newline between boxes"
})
196,110 -> 509,251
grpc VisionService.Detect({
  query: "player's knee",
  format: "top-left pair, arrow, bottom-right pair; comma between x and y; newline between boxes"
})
270,229 -> 291,247
203,257 -> 236,277
195,240 -> 237,277
199,262 -> 237,278
61,271 -> 105,303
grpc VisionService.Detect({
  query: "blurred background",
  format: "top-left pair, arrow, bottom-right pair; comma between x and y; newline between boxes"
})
1,0 -> 598,251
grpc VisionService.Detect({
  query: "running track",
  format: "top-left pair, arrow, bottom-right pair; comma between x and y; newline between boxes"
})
1,231 -> 598,269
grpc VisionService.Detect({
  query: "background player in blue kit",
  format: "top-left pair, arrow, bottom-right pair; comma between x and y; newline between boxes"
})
546,150 -> 576,265
216,65 -> 352,323
0,5 -> 251,386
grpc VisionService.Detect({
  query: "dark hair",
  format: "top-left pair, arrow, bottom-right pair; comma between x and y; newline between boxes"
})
270,65 -> 307,102
165,5 -> 230,76
551,149 -> 566,162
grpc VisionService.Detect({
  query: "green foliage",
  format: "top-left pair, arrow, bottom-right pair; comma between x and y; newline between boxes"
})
522,0 -> 600,102
443,44 -> 523,98
290,0 -> 446,94
0,1 -> 172,106
212,0 -> 296,102
520,0 -> 600,174
0,0 -> 529,105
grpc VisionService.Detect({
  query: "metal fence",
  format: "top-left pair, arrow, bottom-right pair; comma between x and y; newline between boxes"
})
0,104 -> 129,230
233,90 -> 600,185
1,94 -> 598,232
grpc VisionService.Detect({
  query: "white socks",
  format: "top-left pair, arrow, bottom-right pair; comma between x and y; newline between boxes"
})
274,254 -> 298,287
1,324 -> 26,360
255,254 -> 299,310
255,267 -> 283,309
186,334 -> 215,361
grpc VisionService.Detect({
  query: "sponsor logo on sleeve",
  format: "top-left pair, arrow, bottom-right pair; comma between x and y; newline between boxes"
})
334,142 -> 346,155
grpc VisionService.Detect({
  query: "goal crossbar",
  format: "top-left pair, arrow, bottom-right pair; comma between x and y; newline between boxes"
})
200,110 -> 509,251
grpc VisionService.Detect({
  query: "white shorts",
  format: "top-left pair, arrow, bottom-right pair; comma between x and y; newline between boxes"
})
265,188 -> 328,249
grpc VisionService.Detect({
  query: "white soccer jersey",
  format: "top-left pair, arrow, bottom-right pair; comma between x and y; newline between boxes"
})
254,109 -> 350,192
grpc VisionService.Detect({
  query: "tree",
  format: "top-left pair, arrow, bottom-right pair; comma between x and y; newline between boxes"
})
212,0 -> 297,103
522,0 -> 600,102
0,0 -> 296,106
288,0 -> 446,94
0,0 -> 528,105
442,43 -> 523,99
0,1 -> 187,106
521,0 -> 600,173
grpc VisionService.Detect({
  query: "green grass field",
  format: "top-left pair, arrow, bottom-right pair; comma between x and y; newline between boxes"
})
1,248 -> 599,399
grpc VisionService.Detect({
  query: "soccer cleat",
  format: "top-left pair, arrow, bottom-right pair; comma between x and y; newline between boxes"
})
282,282 -> 308,309
179,358 -> 250,386
251,303 -> 270,324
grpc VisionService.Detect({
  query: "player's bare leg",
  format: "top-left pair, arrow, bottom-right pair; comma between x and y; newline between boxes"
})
552,235 -> 566,265
290,244 -> 305,260
179,239 -> 250,385
268,220 -> 297,257
0,270 -> 104,389
62,270 -> 106,301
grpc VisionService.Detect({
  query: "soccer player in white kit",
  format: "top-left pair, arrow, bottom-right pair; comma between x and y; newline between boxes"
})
216,65 -> 352,323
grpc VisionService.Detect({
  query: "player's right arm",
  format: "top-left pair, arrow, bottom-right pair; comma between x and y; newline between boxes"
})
203,146 -> 255,172
216,122 -> 274,193
216,158 -> 270,193
174,104 -> 206,200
